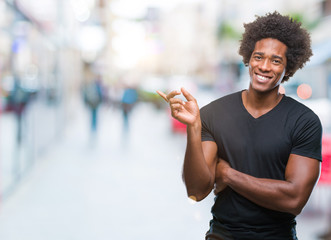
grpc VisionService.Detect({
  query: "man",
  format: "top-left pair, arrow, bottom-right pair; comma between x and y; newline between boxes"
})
157,12 -> 322,239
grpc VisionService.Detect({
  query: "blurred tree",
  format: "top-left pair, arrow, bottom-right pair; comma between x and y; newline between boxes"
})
217,21 -> 241,40
289,12 -> 321,31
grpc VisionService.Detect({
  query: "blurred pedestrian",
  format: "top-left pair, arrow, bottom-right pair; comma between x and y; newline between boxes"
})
7,78 -> 31,144
83,76 -> 103,137
121,86 -> 138,131
157,12 -> 321,240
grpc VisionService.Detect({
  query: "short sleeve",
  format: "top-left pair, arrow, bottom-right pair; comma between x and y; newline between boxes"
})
200,105 -> 215,142
291,111 -> 322,161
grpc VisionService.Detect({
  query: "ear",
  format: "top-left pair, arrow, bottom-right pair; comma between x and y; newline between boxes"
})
281,71 -> 290,83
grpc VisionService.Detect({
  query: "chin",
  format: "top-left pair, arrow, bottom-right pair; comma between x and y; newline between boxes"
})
250,83 -> 278,94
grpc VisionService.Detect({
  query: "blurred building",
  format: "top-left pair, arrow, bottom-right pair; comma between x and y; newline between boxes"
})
306,0 -> 331,100
0,0 -> 104,200
104,0 -> 221,90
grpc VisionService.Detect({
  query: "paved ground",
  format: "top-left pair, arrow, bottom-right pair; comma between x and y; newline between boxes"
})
0,102 -> 329,240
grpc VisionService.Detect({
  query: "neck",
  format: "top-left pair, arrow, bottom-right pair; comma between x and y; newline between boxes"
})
245,86 -> 282,109
242,86 -> 283,118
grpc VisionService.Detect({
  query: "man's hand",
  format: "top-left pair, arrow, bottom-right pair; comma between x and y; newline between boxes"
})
156,87 -> 200,126
214,159 -> 231,195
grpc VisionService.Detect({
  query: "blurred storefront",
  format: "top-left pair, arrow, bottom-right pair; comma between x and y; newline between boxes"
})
0,0 -> 84,200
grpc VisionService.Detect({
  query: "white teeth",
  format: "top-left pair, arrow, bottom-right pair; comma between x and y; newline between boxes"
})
256,75 -> 269,81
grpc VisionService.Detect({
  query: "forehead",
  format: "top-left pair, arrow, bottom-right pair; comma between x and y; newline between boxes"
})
253,38 -> 287,57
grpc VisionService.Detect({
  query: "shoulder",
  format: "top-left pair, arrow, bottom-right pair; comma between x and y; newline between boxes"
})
200,91 -> 241,113
283,96 -> 320,122
283,96 -> 322,135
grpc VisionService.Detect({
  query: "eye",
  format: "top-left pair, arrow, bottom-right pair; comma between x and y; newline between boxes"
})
254,55 -> 262,60
273,59 -> 281,64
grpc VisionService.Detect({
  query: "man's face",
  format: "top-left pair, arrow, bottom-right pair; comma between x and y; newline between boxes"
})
248,38 -> 287,93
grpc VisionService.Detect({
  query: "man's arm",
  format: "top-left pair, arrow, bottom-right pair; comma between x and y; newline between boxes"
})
216,154 -> 320,215
183,135 -> 218,201
157,88 -> 218,201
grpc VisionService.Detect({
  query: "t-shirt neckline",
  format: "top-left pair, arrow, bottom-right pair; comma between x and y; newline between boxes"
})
239,90 -> 287,120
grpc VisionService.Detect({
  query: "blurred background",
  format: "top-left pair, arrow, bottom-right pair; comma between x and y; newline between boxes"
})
0,0 -> 331,239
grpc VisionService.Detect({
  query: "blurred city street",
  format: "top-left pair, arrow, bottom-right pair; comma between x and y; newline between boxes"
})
1,0 -> 331,239
0,100 -> 330,240
0,101 -> 216,240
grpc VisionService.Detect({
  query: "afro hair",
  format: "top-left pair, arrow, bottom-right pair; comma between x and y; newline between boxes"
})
238,11 -> 313,82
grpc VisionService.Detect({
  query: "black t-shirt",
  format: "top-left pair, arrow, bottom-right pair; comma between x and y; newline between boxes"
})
200,91 -> 322,240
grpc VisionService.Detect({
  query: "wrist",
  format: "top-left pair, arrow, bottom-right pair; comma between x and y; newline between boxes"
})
223,166 -> 237,186
186,119 -> 201,134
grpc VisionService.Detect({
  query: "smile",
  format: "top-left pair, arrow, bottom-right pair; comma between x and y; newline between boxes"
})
256,74 -> 271,82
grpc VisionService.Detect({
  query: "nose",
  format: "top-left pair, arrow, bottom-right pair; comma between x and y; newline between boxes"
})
259,59 -> 271,72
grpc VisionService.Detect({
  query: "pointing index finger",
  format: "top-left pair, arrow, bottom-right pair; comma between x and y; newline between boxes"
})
166,90 -> 181,100
156,90 -> 168,102
156,89 -> 181,103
